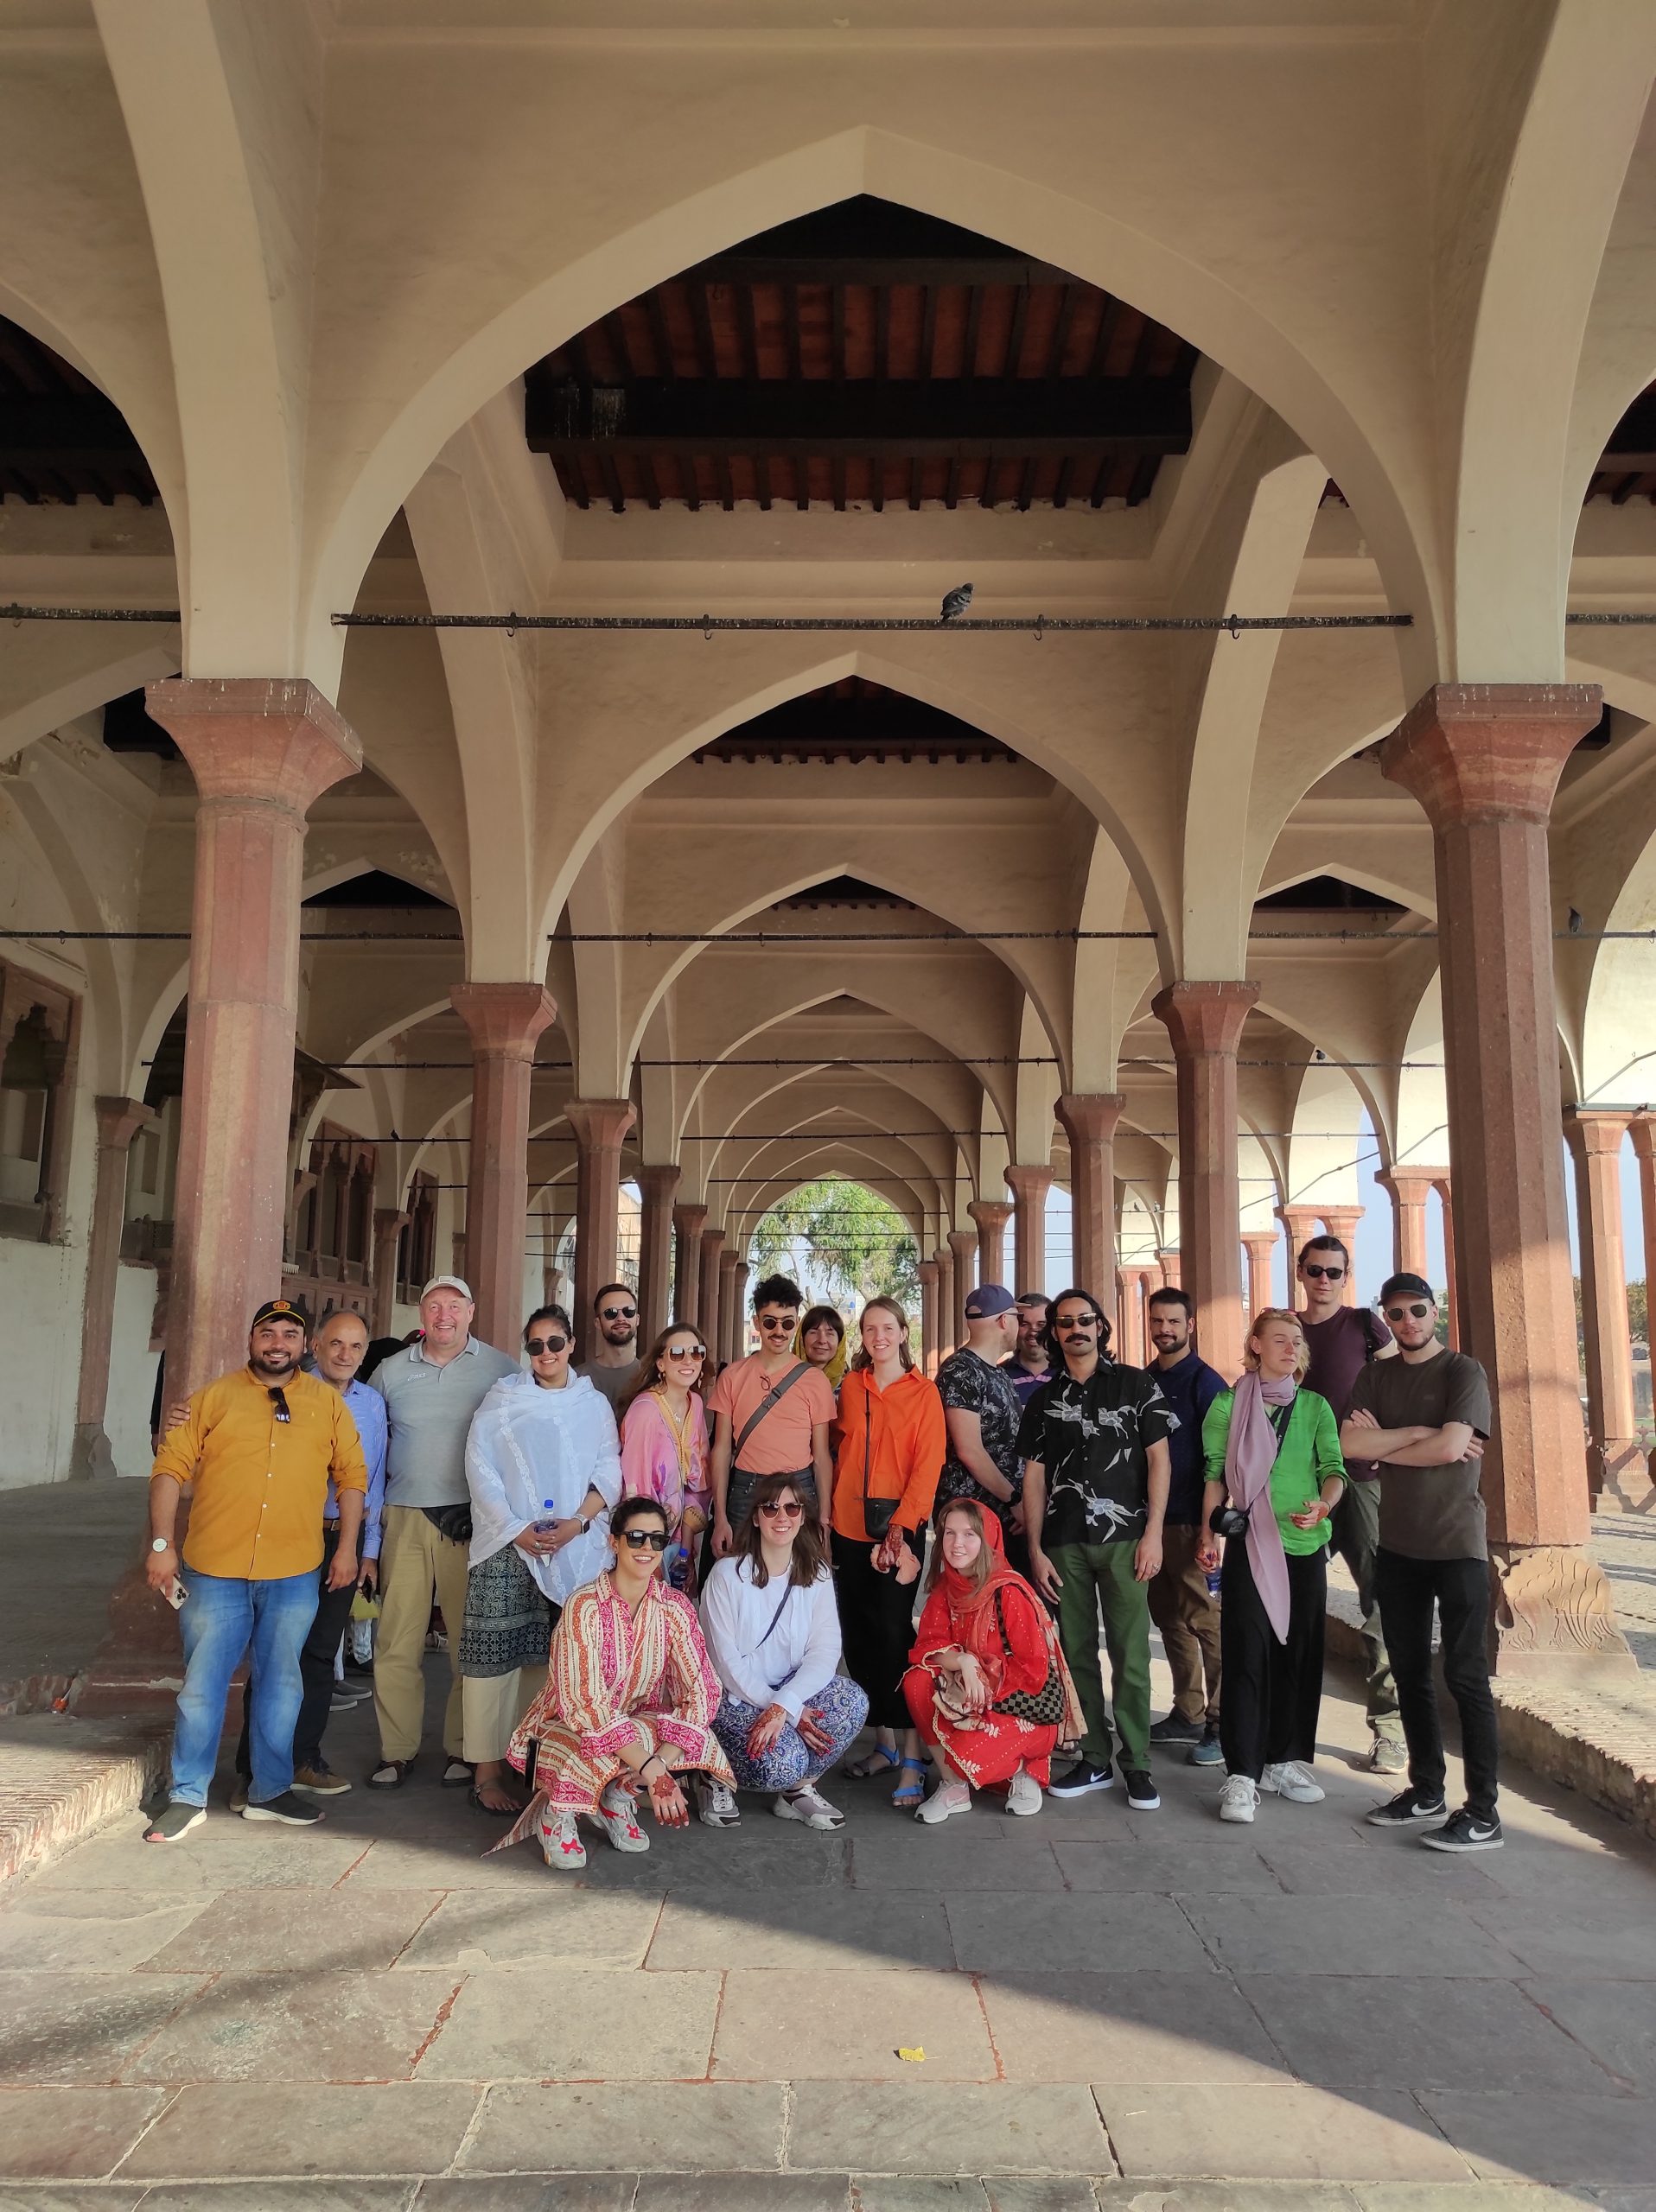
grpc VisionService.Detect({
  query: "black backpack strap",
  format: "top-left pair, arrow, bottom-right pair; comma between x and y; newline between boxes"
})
734,1360 -> 811,1460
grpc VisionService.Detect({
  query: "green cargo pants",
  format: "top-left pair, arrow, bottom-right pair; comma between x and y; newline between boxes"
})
1047,1538 -> 1152,1774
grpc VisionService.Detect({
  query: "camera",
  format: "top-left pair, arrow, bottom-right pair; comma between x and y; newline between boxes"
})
1209,1503 -> 1252,1541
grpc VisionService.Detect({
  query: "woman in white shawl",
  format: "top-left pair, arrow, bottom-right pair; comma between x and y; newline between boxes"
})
461,1304 -> 622,1814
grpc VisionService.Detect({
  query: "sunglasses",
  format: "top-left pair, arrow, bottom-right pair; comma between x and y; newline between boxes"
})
267,1387 -> 291,1425
1303,1263 -> 1346,1281
758,1498 -> 805,1519
665,1344 -> 705,1362
1384,1302 -> 1433,1323
1057,1316 -> 1097,1332
757,1314 -> 796,1332
525,1334 -> 569,1356
621,1528 -> 671,1552
601,1305 -> 636,1322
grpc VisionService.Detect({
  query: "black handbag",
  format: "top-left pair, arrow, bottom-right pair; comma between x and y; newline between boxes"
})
422,1501 -> 474,1546
987,1587 -> 1066,1726
861,1389 -> 897,1542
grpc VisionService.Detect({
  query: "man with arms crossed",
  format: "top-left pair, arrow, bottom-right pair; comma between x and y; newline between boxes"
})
1342,1273 -> 1499,1852
1143,1287 -> 1226,1768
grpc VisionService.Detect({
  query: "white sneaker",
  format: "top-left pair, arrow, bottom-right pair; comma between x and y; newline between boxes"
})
696,1777 -> 741,1827
596,1780 -> 651,1853
1219,1773 -> 1258,1824
1262,1760 -> 1325,1803
774,1783 -> 845,1830
538,1808 -> 587,1871
916,1779 -> 972,1825
1006,1768 -> 1043,1817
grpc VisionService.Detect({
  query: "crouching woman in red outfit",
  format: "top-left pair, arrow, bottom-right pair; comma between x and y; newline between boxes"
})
903,1499 -> 1082,1824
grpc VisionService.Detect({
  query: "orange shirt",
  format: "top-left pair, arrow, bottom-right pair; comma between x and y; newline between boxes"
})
831,1364 -> 947,1542
709,1354 -> 838,1473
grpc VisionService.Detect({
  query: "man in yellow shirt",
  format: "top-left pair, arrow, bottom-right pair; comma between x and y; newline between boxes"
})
143,1299 -> 368,1842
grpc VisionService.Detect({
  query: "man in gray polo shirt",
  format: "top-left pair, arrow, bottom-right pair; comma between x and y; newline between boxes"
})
368,1276 -> 517,1789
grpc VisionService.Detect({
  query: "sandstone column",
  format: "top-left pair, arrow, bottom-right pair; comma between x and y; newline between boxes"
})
699,1228 -> 726,1366
1375,1166 -> 1440,1282
452,983 -> 557,1352
1564,1109 -> 1641,1507
635,1164 -> 681,1344
967,1198 -> 1012,1287
1432,1175 -> 1460,1349
1153,982 -> 1258,1382
1056,1092 -> 1126,1304
1004,1164 -> 1053,1295
730,1260 -> 751,1360
564,1097 -> 637,1361
718,1248 -> 741,1363
1275,1205 -> 1322,1305
933,1244 -> 955,1361
371,1207 -> 409,1336
672,1201 -> 708,1326
947,1227 -> 978,1344
1156,1248 -> 1182,1289
1382,683 -> 1632,1674
1242,1231 -> 1278,1321
1318,1207 -> 1364,1303
144,677 -> 362,1395
71,1096 -> 156,1479
917,1258 -> 940,1377
1631,1116 -> 1656,1498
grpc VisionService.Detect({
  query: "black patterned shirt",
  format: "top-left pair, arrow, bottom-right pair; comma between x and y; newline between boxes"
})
1016,1359 -> 1172,1548
934,1347 -> 1024,1523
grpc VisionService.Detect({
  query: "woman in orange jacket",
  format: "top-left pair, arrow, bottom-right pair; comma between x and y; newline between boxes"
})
831,1296 -> 946,1808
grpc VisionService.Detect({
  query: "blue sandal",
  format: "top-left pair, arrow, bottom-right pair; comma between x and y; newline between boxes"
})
891,1757 -> 927,1808
844,1745 -> 901,1781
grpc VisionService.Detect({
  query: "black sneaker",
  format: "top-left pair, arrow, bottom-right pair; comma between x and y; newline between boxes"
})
1048,1758 -> 1114,1798
1421,1808 -> 1503,1853
1366,1785 -> 1448,1828
1124,1769 -> 1160,1810
241,1789 -> 324,1826
1148,1713 -> 1202,1746
1188,1722 -> 1225,1768
143,1801 -> 206,1844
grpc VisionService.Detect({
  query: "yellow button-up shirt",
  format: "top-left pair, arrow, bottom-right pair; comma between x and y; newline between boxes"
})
151,1367 -> 369,1581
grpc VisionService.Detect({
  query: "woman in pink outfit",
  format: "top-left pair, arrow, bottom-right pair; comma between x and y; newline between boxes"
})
619,1323 -> 711,1592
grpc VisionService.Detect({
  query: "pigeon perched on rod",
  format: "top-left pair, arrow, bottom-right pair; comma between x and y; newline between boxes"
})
939,582 -> 974,622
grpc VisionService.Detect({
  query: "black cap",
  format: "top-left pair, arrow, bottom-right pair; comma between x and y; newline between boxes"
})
1379,1272 -> 1435,1307
965,1283 -> 1016,1319
250,1297 -> 310,1331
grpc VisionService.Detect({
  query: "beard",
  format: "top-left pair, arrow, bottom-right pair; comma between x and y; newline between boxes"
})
250,1346 -> 301,1378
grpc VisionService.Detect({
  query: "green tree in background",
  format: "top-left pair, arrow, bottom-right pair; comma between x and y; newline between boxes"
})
750,1179 -> 920,1313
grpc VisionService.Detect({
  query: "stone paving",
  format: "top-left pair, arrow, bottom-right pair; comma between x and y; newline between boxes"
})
0,1652 -> 1653,2209
1592,1509 -> 1656,1672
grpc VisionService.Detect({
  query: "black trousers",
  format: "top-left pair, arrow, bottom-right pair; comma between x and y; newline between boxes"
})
1218,1537 -> 1326,1782
832,1530 -> 919,1732
236,1524 -> 358,1774
1374,1547 -> 1500,1821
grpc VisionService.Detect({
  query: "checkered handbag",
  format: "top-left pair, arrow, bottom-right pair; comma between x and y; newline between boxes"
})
987,1588 -> 1066,1726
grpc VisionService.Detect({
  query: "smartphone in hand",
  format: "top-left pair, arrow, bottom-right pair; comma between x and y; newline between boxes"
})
164,1575 -> 187,1610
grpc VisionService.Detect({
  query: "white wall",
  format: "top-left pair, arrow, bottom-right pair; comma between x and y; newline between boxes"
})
0,1236 -> 90,1488
108,1260 -> 160,1479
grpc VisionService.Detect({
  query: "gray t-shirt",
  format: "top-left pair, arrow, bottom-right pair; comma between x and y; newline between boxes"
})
578,1357 -> 641,1410
1347,1349 -> 1493,1561
372,1338 -> 520,1508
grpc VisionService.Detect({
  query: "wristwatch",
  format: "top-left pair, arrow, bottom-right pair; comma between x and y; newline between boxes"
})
150,1537 -> 170,1554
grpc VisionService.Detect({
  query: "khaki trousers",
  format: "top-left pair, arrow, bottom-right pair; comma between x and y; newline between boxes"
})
462,1666 -> 549,1764
1147,1522 -> 1222,1725
373,1505 -> 470,1762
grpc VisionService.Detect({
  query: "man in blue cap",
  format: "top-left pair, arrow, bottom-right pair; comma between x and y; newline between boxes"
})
934,1283 -> 1029,1570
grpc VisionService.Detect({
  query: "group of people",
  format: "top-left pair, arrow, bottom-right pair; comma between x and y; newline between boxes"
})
140,1232 -> 1503,1863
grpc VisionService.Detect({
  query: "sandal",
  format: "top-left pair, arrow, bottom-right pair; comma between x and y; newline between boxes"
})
844,1745 -> 901,1781
441,1758 -> 476,1789
366,1758 -> 411,1789
469,1783 -> 525,1817
891,1757 -> 928,1808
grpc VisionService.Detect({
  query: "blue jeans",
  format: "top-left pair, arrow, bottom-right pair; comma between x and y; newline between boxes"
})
171,1567 -> 320,1807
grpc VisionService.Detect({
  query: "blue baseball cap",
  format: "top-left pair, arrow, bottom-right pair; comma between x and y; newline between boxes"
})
965,1283 -> 1016,1319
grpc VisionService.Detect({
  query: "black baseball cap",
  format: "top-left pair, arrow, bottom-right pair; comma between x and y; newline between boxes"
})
250,1297 -> 309,1331
1379,1272 -> 1435,1307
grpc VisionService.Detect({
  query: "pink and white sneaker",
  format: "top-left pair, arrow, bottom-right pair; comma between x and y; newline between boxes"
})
538,1808 -> 587,1870
596,1779 -> 651,1853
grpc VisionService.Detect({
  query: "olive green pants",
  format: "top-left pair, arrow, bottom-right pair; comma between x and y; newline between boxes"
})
1048,1539 -> 1153,1774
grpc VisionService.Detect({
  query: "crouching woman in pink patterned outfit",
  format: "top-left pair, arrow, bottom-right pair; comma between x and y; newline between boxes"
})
492,1495 -> 735,1871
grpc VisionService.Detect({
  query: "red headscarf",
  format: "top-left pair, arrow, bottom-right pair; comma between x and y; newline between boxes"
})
933,1499 -> 1030,1653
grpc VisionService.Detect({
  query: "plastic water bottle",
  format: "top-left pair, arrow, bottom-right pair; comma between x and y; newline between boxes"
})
531,1497 -> 559,1535
1205,1565 -> 1222,1599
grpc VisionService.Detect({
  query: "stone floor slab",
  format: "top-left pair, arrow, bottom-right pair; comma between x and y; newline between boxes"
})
634,2178 -> 850,2212
1259,1843 -> 1505,1899
460,2082 -> 785,2171
713,1967 -> 996,2081
1093,2189 -> 1357,2212
118,2081 -> 481,2179
1093,2085 -> 1469,2183
1050,1840 -> 1282,1893
0,1970 -> 202,2084
417,1967 -> 719,2081
646,1888 -> 952,1971
348,1827 -> 850,1891
134,2186 -> 420,2210
0,2085 -> 172,2180
853,2183 -> 991,2210
126,1970 -> 460,2083
1520,1978 -> 1656,2089
413,2181 -> 635,2211
1417,2091 -> 1656,2184
1181,1895 -> 1523,1979
31,1823 -> 371,1895
787,2082 -> 1111,2176
984,2183 -> 1103,2212
393,1886 -> 662,1972
978,1971 -> 1290,2084
1351,2187 -> 1607,2210
143,1888 -> 441,1974
0,1891 -> 213,1972
850,1835 -> 1067,1891
0,2190 -> 148,2212
1238,1974 -> 1611,2094
1463,1904 -> 1656,1980
946,1892 -> 1214,1975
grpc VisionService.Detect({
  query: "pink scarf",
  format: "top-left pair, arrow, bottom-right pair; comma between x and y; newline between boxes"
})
1224,1369 -> 1296,1643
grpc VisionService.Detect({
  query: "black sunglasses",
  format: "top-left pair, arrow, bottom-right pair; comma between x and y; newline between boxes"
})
1303,1263 -> 1346,1281
1385,1302 -> 1433,1323
1057,1315 -> 1098,1332
621,1528 -> 671,1552
757,1313 -> 796,1331
601,1304 -> 637,1321
267,1387 -> 291,1425
525,1334 -> 569,1356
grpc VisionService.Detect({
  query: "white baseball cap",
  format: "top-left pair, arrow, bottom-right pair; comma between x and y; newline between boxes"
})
419,1274 -> 473,1302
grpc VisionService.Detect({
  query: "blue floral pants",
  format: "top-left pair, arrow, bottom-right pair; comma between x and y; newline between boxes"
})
712,1673 -> 869,1792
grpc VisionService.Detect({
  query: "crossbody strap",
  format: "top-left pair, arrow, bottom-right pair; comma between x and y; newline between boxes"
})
734,1360 -> 811,1460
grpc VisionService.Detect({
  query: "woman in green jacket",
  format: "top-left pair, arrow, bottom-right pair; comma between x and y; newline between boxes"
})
1198,1308 -> 1347,1826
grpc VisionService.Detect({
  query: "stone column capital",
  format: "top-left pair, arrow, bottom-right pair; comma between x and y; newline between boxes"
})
966,1200 -> 1012,1231
1628,1110 -> 1656,1162
1156,1248 -> 1182,1285
1003,1163 -> 1054,1200
636,1163 -> 682,1202
1056,1091 -> 1127,1147
564,1096 -> 637,1153
947,1228 -> 978,1260
145,676 -> 362,810
373,1205 -> 411,1235
1563,1107 -> 1633,1159
1380,683 -> 1602,828
93,1096 -> 156,1151
450,982 -> 557,1061
1151,980 -> 1259,1058
916,1258 -> 939,1285
700,1225 -> 727,1255
1375,1165 -> 1447,1201
672,1200 -> 710,1234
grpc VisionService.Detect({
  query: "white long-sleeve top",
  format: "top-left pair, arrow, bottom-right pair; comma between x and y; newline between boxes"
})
698,1554 -> 844,1720
464,1369 -> 623,1605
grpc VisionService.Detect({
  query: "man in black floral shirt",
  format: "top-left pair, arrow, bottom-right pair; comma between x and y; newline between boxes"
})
934,1284 -> 1026,1566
